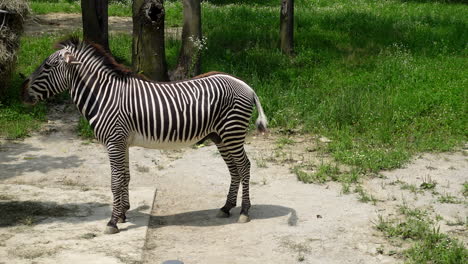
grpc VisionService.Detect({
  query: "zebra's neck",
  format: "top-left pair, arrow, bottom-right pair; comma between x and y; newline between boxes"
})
69,57 -> 125,124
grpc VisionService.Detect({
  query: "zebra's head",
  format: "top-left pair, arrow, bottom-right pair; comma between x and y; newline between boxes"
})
22,42 -> 82,105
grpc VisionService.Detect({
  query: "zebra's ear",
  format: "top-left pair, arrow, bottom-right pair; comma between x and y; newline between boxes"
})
63,51 -> 82,65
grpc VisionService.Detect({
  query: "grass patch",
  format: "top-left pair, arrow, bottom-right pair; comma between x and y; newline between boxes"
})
0,200 -> 76,227
29,0 -> 131,17
420,177 -> 437,191
275,137 -> 295,149
29,0 -> 81,15
292,162 -> 340,184
0,35 -> 56,139
0,103 -> 47,139
400,182 -> 421,194
446,216 -> 467,227
205,0 -> 467,172
376,204 -> 467,263
77,116 -> 94,139
437,193 -> 461,204
462,182 -> 468,197
354,185 -> 377,204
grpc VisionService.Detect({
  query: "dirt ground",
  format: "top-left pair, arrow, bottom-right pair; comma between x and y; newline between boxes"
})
24,13 -> 181,39
0,13 -> 466,264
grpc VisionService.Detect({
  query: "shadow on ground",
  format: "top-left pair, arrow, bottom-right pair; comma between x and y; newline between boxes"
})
0,200 -> 106,227
148,204 -> 297,228
0,142 -> 84,180
0,200 -> 154,230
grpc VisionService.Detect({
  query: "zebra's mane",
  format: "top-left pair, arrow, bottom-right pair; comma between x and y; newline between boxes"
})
53,37 -> 229,82
54,36 -> 141,79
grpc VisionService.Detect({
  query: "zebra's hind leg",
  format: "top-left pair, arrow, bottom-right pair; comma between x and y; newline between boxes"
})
104,144 -> 128,234
118,149 -> 130,223
233,146 -> 251,223
216,143 -> 240,218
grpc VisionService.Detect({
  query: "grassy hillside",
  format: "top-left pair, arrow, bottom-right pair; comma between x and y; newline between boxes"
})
1,0 -> 467,172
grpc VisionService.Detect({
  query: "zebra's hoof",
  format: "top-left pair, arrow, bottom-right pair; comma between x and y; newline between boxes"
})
238,214 -> 250,223
104,226 -> 120,234
216,210 -> 230,218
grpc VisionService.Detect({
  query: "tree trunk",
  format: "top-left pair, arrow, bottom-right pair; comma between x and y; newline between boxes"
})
0,1 -> 28,98
132,0 -> 169,81
81,0 -> 109,51
171,0 -> 202,80
280,0 -> 294,55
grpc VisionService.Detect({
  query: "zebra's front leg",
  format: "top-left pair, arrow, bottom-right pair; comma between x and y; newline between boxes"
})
104,144 -> 128,234
118,149 -> 130,223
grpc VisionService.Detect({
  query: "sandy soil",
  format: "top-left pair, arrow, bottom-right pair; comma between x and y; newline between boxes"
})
24,13 -> 181,39
366,152 -> 468,244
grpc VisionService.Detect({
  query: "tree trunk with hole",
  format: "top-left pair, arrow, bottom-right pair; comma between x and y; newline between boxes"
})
280,0 -> 294,55
132,0 -> 169,81
81,0 -> 109,51
171,0 -> 202,80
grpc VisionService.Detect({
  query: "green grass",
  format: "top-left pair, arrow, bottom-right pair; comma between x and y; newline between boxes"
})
203,0 -> 467,172
29,0 -> 132,17
0,103 -> 46,139
29,0 -> 81,15
376,205 -> 467,263
420,178 -> 437,191
275,136 -> 295,149
77,116 -> 94,139
0,35 -> 56,139
462,182 -> 468,197
437,193 -> 462,204
400,182 -> 421,194
354,185 -> 377,204
292,163 -> 341,184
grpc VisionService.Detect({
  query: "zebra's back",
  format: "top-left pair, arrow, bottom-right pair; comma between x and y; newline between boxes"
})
123,74 -> 255,148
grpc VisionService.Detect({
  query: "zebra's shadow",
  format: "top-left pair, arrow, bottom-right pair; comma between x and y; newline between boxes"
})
146,204 -> 298,228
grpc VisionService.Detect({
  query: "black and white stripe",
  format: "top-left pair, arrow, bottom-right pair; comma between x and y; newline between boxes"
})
23,38 -> 267,233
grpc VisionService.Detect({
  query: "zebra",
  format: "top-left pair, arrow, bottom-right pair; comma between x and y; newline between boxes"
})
22,37 -> 268,234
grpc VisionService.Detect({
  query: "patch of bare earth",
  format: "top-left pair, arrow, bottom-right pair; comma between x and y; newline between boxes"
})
24,13 -> 181,39
365,152 -> 468,245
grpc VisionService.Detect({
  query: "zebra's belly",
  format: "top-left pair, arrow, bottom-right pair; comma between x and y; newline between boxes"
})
128,132 -> 204,150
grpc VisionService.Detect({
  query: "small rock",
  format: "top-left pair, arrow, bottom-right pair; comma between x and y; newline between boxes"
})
319,137 -> 332,143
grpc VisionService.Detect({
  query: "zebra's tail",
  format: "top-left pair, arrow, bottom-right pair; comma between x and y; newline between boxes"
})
253,94 -> 268,133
